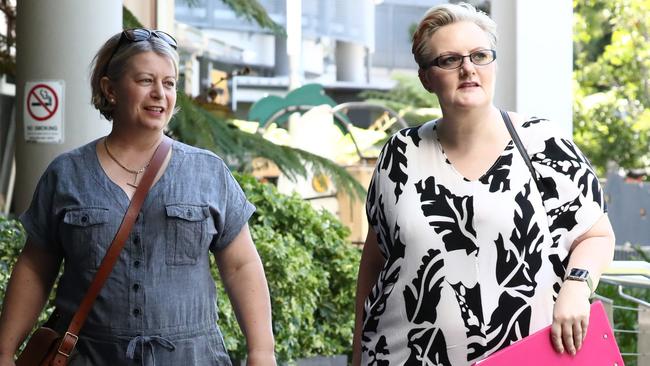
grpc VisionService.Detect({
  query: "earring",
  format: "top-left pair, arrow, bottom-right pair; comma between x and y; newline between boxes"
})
109,97 -> 116,104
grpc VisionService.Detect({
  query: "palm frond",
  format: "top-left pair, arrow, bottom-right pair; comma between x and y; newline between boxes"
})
219,0 -> 286,36
169,93 -> 366,200
292,148 -> 367,201
123,6 -> 144,29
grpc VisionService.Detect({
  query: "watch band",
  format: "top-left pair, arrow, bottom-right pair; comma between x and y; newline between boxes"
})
566,268 -> 594,297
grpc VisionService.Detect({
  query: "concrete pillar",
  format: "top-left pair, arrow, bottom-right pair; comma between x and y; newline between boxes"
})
640,304 -> 650,366
596,296 -> 615,326
274,36 -> 289,77
0,95 -> 14,213
156,0 -> 175,33
286,0 -> 302,90
180,52 -> 200,98
198,56 -> 213,98
335,41 -> 366,83
14,1 -> 119,214
491,0 -> 573,135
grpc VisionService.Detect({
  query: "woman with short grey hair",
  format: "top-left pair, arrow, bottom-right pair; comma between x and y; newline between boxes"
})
0,28 -> 276,365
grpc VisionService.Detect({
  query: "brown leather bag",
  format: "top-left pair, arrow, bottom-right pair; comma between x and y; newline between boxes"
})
15,136 -> 172,365
15,327 -> 60,366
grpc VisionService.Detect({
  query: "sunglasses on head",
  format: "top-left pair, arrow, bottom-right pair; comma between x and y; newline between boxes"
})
103,28 -> 178,76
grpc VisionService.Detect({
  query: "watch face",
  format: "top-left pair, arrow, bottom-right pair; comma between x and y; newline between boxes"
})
569,268 -> 589,280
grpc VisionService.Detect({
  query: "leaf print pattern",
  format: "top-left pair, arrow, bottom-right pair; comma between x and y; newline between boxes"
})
379,133 -> 409,203
406,328 -> 451,366
463,182 -> 543,362
578,165 -> 605,208
503,182 -> 544,297
450,282 -> 484,360
479,145 -> 514,193
538,175 -> 559,201
534,137 -> 604,207
402,126 -> 422,147
416,176 -> 478,255
521,118 -> 544,128
361,118 -> 606,365
547,196 -> 581,235
366,336 -> 390,366
363,190 -> 406,363
483,293 -> 531,353
537,138 -> 585,180
549,254 -> 570,301
403,249 -> 451,365
362,220 -> 405,345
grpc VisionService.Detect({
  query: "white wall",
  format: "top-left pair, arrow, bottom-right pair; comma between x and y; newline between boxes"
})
492,0 -> 573,135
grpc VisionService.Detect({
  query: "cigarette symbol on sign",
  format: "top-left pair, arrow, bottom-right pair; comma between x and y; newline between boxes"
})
31,89 -> 53,107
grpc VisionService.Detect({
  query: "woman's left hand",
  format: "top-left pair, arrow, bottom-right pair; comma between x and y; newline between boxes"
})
551,280 -> 592,355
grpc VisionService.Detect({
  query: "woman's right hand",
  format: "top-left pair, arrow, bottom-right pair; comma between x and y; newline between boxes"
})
0,240 -> 61,366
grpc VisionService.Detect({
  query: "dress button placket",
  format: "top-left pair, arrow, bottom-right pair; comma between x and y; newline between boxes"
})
131,229 -> 144,326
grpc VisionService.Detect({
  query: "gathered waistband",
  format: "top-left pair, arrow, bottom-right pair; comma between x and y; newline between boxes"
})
83,322 -> 219,340
126,335 -> 177,365
53,311 -> 220,342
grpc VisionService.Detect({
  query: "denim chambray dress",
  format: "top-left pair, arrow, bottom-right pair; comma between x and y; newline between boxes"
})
20,138 -> 255,365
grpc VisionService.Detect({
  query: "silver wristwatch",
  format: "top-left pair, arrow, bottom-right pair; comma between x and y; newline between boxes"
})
565,268 -> 594,296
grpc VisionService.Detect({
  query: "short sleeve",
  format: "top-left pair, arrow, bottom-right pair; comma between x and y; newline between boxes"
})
365,167 -> 380,229
365,137 -> 398,259
526,120 -> 606,248
19,168 -> 63,255
210,162 -> 256,252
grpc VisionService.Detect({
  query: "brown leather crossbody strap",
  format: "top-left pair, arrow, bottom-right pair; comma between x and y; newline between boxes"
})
52,135 -> 173,365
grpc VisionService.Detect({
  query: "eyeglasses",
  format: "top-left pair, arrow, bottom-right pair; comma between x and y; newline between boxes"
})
424,49 -> 496,70
103,28 -> 178,76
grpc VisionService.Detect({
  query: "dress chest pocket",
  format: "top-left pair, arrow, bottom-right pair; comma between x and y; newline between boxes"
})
165,204 -> 214,265
61,207 -> 110,269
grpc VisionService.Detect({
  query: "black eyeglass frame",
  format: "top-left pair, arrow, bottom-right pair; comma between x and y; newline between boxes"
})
102,28 -> 178,77
423,49 -> 497,70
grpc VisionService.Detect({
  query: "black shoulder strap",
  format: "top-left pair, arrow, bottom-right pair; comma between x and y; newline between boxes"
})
500,110 -> 543,192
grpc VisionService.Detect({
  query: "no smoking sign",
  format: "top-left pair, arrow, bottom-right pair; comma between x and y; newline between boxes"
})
24,80 -> 65,143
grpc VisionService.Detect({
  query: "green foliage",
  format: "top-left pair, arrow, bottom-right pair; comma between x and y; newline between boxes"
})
633,245 -> 650,262
0,2 -> 15,79
0,216 -> 25,301
573,90 -> 650,176
0,216 -> 56,352
573,0 -> 650,174
213,174 -> 361,363
123,5 -> 143,29
217,0 -> 285,36
596,283 -> 650,366
360,73 -> 438,110
169,93 -> 366,200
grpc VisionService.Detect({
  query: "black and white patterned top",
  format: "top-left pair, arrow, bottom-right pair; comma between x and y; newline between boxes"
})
361,117 -> 606,365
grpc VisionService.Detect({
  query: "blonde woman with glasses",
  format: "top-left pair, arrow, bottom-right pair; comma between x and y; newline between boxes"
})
353,3 -> 615,365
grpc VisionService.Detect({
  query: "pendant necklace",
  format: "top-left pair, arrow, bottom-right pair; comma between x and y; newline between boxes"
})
104,138 -> 151,188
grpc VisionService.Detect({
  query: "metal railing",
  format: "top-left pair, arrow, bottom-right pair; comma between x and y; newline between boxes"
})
599,260 -> 650,366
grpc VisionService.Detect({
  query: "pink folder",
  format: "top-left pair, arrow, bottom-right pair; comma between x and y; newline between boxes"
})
473,301 -> 624,365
